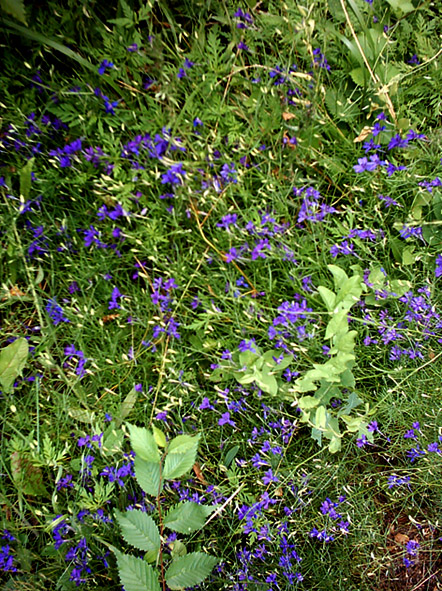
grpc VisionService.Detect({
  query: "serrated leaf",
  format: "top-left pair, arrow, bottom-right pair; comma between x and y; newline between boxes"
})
0,0 -> 27,24
114,509 -> 161,553
163,435 -> 200,480
164,502 -> 215,534
349,66 -> 367,87
134,456 -> 162,497
0,337 -> 29,393
170,540 -> 187,558
115,550 -> 161,591
127,424 -> 160,463
165,552 -> 218,590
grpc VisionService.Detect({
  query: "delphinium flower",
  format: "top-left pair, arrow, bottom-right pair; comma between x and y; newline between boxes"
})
98,59 -> 114,75
46,297 -> 70,325
353,154 -> 384,173
295,186 -> 336,224
312,48 -> 331,70
108,287 -> 124,310
161,162 -> 186,185
387,475 -> 411,490
330,240 -> 357,258
234,8 -> 254,28
403,540 -> 420,567
220,162 -> 238,184
0,544 -> 17,572
378,194 -> 399,208
94,87 -> 119,115
64,344 -> 88,378
177,57 -> 194,79
435,254 -> 442,278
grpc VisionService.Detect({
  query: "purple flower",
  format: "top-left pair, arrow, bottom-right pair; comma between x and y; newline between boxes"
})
218,412 -> 236,427
262,469 -> 279,485
98,59 -> 114,75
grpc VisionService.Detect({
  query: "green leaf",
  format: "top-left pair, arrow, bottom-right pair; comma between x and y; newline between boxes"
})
389,280 -> 412,298
318,286 -> 336,312
133,456 -> 162,497
115,550 -> 161,591
0,0 -> 27,24
325,310 -> 348,340
314,406 -> 327,430
152,426 -> 166,448
11,451 -> 47,496
170,540 -> 187,559
127,424 -> 160,463
114,509 -> 161,553
349,67 -> 368,87
297,396 -> 320,410
165,552 -> 218,590
0,337 -> 29,393
328,436 -> 342,453
19,157 -> 34,200
402,246 -> 416,265
164,502 -> 214,534
163,435 -> 200,480
256,371 -> 278,396
115,388 -> 138,426
328,265 -> 348,290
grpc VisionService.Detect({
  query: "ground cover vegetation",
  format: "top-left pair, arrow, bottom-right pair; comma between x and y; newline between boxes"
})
0,0 -> 442,589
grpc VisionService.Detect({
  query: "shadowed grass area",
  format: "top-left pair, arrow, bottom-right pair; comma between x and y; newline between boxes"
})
0,0 -> 441,589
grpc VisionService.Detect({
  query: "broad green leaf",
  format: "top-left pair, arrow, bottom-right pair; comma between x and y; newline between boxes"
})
164,502 -> 215,534
335,275 -> 362,310
170,540 -> 187,558
328,436 -> 342,453
127,424 -> 160,463
0,337 -> 29,393
152,426 -> 166,448
11,451 -> 47,496
297,396 -> 320,410
402,246 -> 416,265
163,435 -> 200,481
315,406 -> 327,430
328,265 -> 348,291
134,456 -> 162,497
340,368 -> 356,389
167,434 -> 200,454
331,330 -> 357,354
19,157 -> 34,199
389,280 -> 412,298
115,550 -> 161,591
114,509 -> 161,553
234,371 -> 256,385
368,266 -> 386,290
325,309 -> 348,339
256,371 -> 278,396
339,391 -> 362,415
318,286 -> 336,313
165,552 -> 218,590
0,0 -> 27,24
